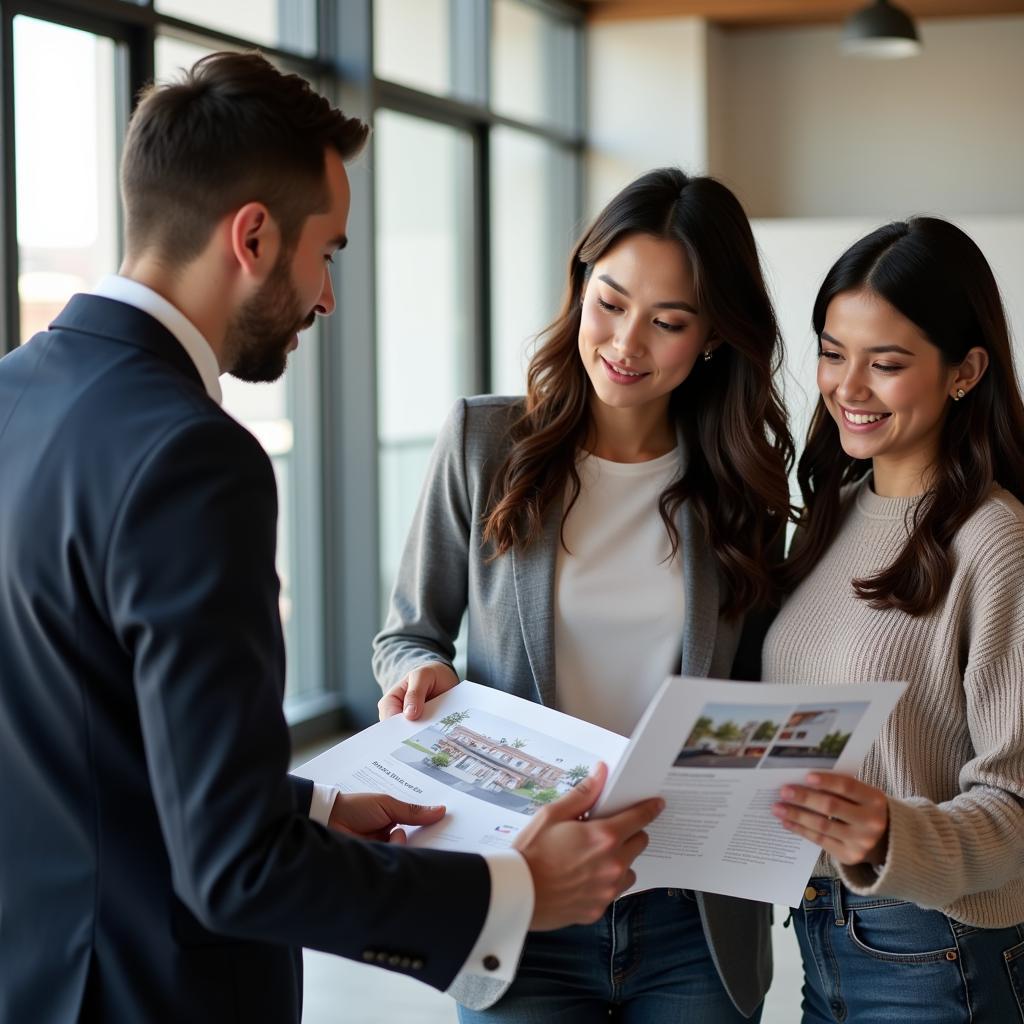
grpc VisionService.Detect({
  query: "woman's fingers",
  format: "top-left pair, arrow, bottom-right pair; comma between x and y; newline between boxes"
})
772,772 -> 889,866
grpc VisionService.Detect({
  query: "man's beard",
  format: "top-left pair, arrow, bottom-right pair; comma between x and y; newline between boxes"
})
226,250 -> 314,383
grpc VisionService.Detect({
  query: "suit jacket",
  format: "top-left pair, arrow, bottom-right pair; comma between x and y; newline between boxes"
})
0,295 -> 491,1024
374,395 -> 774,1017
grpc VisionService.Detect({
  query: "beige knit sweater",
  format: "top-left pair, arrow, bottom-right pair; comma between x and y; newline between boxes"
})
763,476 -> 1024,927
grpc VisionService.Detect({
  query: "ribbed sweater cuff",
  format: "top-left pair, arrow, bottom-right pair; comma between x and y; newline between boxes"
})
838,796 -> 940,907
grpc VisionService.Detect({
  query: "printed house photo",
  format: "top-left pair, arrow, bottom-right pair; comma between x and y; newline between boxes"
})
674,703 -> 787,768
760,701 -> 870,769
392,709 -> 597,816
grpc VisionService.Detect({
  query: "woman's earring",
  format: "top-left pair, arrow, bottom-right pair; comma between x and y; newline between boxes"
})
703,345 -> 713,363
954,387 -> 966,401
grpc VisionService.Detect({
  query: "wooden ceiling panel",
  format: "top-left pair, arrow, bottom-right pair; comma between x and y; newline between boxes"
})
584,0 -> 1024,27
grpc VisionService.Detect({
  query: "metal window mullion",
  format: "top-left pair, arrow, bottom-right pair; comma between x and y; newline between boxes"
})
375,76 -> 583,148
481,0 -> 493,107
450,0 -> 487,104
153,14 -> 328,73
2,0 -> 327,68
2,0 -> 153,38
518,0 -> 584,22
319,0 -> 380,728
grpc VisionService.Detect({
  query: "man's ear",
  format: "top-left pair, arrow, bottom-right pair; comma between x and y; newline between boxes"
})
228,202 -> 280,282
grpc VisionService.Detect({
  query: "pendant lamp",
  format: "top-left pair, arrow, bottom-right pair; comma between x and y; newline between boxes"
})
841,0 -> 922,58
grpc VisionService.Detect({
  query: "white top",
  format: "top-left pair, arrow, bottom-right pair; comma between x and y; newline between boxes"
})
554,448 -> 686,736
88,276 -> 531,985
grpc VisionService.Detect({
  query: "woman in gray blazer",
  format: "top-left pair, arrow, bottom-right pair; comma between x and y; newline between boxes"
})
374,168 -> 793,1022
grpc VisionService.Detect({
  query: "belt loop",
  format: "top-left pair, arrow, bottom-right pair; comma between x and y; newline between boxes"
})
831,878 -> 845,926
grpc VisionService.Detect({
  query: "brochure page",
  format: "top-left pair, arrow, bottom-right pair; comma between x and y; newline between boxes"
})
595,676 -> 906,905
298,681 -> 628,855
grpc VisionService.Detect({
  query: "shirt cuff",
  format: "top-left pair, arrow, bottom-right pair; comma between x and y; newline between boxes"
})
448,850 -> 534,987
309,782 -> 340,826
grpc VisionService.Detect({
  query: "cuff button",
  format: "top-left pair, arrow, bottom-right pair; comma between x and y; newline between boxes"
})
483,955 -> 500,972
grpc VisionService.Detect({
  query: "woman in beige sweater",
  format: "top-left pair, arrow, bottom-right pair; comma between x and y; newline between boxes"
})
766,217 -> 1024,1023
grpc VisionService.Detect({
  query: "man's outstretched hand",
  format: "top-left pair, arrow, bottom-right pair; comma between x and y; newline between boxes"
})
328,792 -> 446,845
514,763 -> 663,930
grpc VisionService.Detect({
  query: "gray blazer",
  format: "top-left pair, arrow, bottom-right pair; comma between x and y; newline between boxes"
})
374,395 -> 773,1017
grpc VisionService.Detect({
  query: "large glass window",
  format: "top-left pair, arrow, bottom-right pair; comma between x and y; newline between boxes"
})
375,110 -> 476,609
490,127 -> 578,394
492,0 -> 580,132
154,0 -> 316,56
374,0 -> 485,103
14,17 -> 120,344
374,0 -> 453,96
372,1 -> 584,650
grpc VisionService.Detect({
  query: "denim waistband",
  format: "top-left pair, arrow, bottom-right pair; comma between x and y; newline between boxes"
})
801,876 -> 909,920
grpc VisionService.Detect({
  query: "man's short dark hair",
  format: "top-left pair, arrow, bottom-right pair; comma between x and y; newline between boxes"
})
121,51 -> 368,265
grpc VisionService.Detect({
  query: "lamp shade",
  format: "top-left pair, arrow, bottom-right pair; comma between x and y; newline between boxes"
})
841,0 -> 922,58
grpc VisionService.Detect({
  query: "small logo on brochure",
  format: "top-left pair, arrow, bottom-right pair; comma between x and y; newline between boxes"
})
494,824 -> 516,835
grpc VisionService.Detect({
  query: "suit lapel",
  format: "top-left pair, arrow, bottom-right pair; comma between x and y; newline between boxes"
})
510,497 -> 561,707
50,294 -> 205,391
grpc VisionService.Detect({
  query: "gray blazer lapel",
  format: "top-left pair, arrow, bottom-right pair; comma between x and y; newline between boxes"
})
679,498 -> 719,677
673,422 -> 719,678
510,499 -> 560,707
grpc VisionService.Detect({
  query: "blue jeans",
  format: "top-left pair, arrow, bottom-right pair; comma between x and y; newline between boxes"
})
794,876 -> 1024,1023
457,888 -> 760,1023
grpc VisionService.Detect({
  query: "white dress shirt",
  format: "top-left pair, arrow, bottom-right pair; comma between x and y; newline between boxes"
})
91,274 -> 532,987
93,275 -> 222,404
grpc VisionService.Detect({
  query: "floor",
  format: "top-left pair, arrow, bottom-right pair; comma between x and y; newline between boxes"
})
293,738 -> 806,1023
301,912 -> 805,1022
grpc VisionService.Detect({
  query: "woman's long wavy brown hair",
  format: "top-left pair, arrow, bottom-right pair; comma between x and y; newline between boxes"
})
781,217 -> 1024,615
482,168 -> 794,617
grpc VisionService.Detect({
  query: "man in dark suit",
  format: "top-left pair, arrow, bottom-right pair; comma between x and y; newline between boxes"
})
0,52 -> 661,1024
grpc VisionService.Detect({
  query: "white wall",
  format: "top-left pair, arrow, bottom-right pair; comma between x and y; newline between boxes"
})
753,217 -> 1024,463
720,16 -> 1024,218
586,16 -> 710,214
584,13 -> 1024,454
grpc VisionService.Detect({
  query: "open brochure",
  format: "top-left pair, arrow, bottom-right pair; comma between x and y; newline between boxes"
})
298,677 -> 905,906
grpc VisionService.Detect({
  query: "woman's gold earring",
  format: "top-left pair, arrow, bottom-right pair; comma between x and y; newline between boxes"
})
703,345 -> 713,363
954,387 -> 966,401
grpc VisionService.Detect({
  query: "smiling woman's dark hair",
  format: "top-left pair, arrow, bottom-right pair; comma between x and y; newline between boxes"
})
482,168 -> 794,617
782,217 -> 1024,614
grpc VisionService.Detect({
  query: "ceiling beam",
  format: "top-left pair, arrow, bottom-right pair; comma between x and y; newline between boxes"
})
585,0 -> 1024,26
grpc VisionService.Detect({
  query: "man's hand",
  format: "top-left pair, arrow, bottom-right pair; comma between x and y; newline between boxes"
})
772,771 -> 890,867
514,763 -> 663,930
378,663 -> 459,721
328,792 -> 446,845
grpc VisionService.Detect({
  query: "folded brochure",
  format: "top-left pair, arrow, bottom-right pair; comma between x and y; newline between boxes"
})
298,676 -> 905,906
